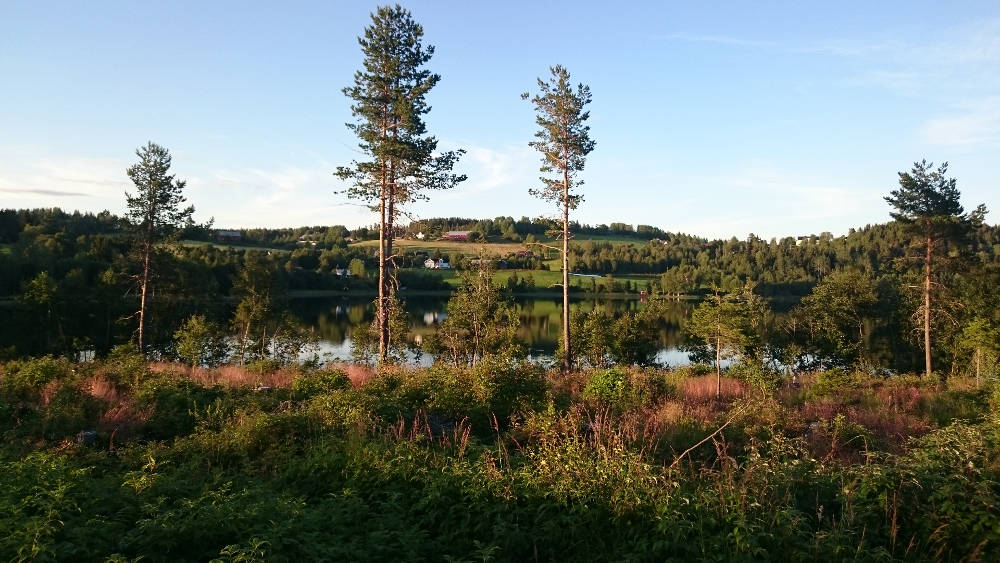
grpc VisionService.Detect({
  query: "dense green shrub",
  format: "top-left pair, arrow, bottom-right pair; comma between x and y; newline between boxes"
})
808,367 -> 860,398
0,356 -> 74,396
291,368 -> 350,398
472,359 -> 547,423
136,373 -> 224,440
583,367 -> 630,405
102,345 -> 150,390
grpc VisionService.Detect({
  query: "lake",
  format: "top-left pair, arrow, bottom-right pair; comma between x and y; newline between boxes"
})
288,295 -> 698,366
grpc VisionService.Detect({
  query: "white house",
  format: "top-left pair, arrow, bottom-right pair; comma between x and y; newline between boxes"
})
424,258 -> 451,269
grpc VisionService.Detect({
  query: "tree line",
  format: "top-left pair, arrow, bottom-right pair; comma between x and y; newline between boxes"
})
2,5 -> 997,379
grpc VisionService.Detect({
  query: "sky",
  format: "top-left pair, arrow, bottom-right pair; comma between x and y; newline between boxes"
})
1,1 -> 998,240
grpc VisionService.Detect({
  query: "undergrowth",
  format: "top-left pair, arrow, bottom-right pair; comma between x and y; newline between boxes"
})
1,357 -> 998,561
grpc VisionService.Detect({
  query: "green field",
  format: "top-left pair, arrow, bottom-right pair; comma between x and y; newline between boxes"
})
179,240 -> 291,254
406,266 -> 654,292
351,237 -> 530,255
351,233 -> 651,255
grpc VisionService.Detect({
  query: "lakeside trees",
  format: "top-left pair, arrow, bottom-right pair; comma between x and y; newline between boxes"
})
336,5 -> 465,366
686,283 -> 767,398
885,160 -> 986,378
524,65 -> 596,373
124,142 -> 195,355
426,263 -> 522,368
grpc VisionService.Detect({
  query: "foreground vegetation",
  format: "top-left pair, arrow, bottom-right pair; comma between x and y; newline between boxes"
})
2,354 -> 998,561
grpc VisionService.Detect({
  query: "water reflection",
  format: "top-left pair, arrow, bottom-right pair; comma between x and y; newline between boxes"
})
288,296 -> 697,365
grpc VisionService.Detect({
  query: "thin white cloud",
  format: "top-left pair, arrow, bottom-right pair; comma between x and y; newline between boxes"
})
659,161 -> 885,239
0,148 -> 127,207
434,143 -> 537,200
922,97 -> 1000,147
187,164 -> 351,228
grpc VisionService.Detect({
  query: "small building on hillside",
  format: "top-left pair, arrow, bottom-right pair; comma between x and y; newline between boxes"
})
444,230 -> 470,241
424,258 -> 451,269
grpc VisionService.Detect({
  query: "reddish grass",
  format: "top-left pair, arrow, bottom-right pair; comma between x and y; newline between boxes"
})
339,363 -> 376,388
99,402 -> 151,442
678,375 -> 747,403
874,384 -> 924,412
148,362 -> 183,374
946,376 -> 981,392
146,362 -> 300,389
684,401 -> 723,424
800,398 -> 843,422
648,400 -> 685,430
84,376 -> 120,404
39,379 -> 61,406
850,407 -> 932,445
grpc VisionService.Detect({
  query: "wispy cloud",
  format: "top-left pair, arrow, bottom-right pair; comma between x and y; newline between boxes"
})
0,148 -> 126,208
435,143 -> 537,199
661,18 -> 1000,153
0,187 -> 91,197
187,163 -> 345,228
922,97 -> 1000,147
662,161 -> 885,239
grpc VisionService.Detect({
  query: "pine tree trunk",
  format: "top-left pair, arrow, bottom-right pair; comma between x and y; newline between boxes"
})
386,167 -> 397,362
138,237 -> 151,354
378,191 -> 388,365
924,234 -> 932,378
561,166 -> 571,374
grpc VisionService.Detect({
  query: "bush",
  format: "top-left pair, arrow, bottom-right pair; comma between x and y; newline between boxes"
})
174,315 -> 229,367
582,367 -> 670,411
728,358 -> 780,395
472,359 -> 547,423
102,345 -> 149,391
0,356 -> 74,397
292,369 -> 351,398
136,373 -> 224,440
583,367 -> 630,406
808,368 -> 860,398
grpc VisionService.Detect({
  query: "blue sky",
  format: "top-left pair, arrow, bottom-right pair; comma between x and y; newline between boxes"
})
1,1 -> 998,239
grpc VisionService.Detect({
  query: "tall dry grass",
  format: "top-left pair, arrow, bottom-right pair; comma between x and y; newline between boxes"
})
678,375 -> 747,403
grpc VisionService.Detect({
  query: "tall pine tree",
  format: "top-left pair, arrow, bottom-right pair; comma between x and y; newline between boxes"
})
337,5 -> 465,365
885,160 -> 986,378
523,65 -> 595,373
125,142 -> 194,355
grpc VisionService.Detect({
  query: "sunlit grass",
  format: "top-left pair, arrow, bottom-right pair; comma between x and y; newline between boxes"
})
178,239 -> 291,254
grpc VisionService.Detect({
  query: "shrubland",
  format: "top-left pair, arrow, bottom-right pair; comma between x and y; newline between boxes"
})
2,354 -> 998,561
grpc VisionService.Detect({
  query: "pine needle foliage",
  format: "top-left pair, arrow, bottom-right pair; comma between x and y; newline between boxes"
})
523,65 -> 595,373
336,5 -> 465,365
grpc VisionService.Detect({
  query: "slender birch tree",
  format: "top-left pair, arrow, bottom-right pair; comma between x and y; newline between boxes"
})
337,5 -> 465,365
124,142 -> 193,355
523,65 -> 595,373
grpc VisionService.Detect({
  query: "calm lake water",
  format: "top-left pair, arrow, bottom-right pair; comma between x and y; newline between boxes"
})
288,295 -> 698,366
